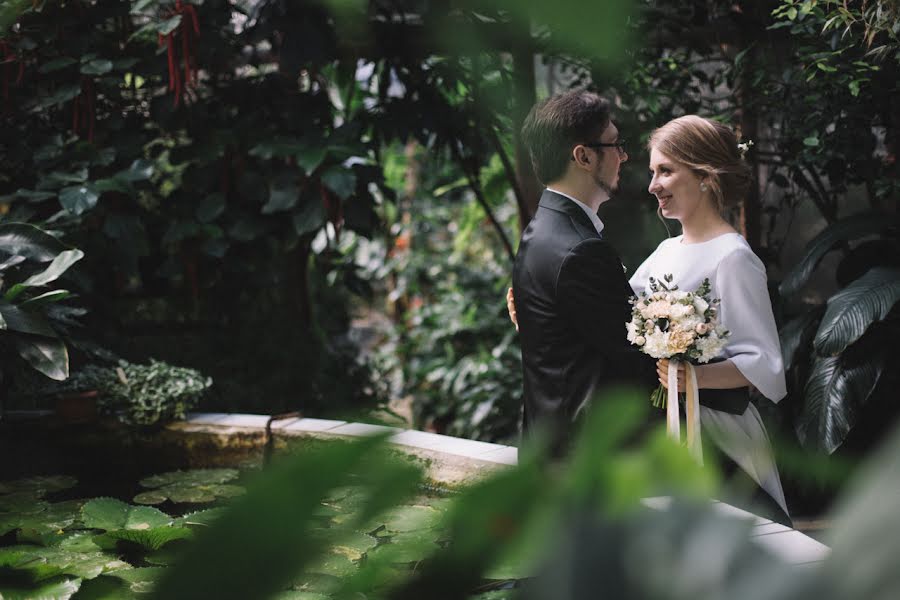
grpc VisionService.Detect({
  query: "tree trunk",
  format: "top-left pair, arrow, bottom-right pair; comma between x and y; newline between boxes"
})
510,12 -> 541,232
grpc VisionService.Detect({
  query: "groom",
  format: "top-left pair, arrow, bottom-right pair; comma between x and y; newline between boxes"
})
513,90 -> 655,454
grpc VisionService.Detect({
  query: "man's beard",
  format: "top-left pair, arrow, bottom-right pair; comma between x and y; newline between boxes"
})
594,171 -> 616,195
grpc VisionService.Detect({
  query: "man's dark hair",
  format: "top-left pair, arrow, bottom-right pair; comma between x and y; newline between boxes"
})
520,90 -> 611,185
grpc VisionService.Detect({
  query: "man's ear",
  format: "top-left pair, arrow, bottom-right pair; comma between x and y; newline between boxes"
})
572,145 -> 591,167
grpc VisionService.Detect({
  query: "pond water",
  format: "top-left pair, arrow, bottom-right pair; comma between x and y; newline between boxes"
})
0,417 -> 516,599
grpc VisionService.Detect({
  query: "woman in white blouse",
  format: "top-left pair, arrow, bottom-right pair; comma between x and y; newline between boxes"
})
635,115 -> 789,525
507,115 -> 790,525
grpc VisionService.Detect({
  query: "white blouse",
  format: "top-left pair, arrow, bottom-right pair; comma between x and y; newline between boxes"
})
629,232 -> 787,402
629,232 -> 789,515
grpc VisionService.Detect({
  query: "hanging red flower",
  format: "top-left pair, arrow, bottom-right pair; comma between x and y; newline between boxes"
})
157,0 -> 200,107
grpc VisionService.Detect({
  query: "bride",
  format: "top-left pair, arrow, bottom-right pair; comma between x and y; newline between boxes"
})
509,115 -> 790,525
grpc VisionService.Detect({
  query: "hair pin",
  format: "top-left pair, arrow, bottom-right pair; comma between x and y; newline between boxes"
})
737,139 -> 754,159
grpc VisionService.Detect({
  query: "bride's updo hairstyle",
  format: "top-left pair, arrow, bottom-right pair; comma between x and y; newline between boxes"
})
648,115 -> 751,214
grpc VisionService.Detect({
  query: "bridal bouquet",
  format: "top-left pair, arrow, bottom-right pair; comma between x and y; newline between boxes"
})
626,274 -> 729,409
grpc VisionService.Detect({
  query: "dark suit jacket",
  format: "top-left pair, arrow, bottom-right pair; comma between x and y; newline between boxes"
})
512,190 -> 657,451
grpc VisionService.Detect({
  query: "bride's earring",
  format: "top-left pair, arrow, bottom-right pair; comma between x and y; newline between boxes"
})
699,182 -> 708,192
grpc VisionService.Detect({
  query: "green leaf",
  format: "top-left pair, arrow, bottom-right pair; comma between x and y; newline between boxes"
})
0,500 -> 84,541
0,475 -> 78,496
779,306 -> 825,372
15,335 -> 69,380
157,15 -> 182,35
0,576 -> 82,600
263,173 -> 299,214
32,84 -> 81,111
92,178 -> 132,195
38,57 -> 77,73
296,147 -> 328,175
796,354 -> 885,453
779,213 -> 896,297
321,167 -> 356,200
59,185 -> 99,216
80,59 -> 112,76
81,498 -> 172,532
0,300 -> 58,336
802,136 -> 819,147
174,508 -> 228,528
0,545 -> 127,581
292,197 -> 326,237
14,189 -> 57,202
814,268 -> 900,356
196,193 -> 226,223
119,158 -> 154,182
101,526 -> 194,551
18,249 -> 84,289
0,223 -> 68,262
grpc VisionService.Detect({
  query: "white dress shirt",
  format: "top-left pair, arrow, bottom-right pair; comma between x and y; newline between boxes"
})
546,187 -> 605,236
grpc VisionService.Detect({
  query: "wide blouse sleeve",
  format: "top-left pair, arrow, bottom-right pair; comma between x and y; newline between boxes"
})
714,248 -> 787,403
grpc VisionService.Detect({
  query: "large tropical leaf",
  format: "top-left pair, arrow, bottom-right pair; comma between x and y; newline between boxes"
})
779,213 -> 897,297
14,335 -> 69,380
0,300 -> 58,336
795,354 -> 885,453
4,249 -> 84,301
778,305 -> 825,372
813,267 -> 900,356
0,223 -> 68,262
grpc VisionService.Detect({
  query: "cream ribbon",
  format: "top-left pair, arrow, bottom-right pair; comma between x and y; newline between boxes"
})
667,359 -> 703,464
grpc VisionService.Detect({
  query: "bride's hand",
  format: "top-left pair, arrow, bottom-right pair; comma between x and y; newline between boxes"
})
506,287 -> 518,331
657,359 -> 685,391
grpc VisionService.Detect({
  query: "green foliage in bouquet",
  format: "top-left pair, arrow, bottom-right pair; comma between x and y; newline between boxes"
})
62,359 -> 212,426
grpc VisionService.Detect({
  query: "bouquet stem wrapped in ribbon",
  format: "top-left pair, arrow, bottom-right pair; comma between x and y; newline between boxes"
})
627,275 -> 730,463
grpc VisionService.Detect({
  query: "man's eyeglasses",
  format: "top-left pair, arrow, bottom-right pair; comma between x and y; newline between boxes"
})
582,140 -> 627,155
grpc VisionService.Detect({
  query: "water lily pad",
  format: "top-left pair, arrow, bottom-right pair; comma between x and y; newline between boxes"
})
106,566 -> 166,594
0,545 -> 128,581
0,576 -> 82,600
81,498 -> 172,531
330,531 -> 378,561
100,526 -> 193,551
290,573 -> 340,595
0,475 -> 78,497
367,537 -> 437,564
0,495 -> 50,514
174,507 -> 228,528
0,500 -> 83,541
139,468 -> 238,489
134,469 -> 244,505
381,505 -> 442,533
306,551 -> 357,578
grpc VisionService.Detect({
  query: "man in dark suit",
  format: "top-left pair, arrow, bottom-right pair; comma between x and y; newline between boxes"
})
512,90 -> 656,453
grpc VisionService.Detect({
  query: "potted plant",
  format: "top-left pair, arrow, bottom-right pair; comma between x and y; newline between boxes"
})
60,359 -> 213,426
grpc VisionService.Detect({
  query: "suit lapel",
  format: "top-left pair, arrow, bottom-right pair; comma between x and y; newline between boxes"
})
538,190 -> 601,239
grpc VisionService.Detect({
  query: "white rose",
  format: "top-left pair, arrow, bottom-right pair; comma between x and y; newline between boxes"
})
693,297 -> 709,315
634,335 -> 646,346
695,323 -> 709,335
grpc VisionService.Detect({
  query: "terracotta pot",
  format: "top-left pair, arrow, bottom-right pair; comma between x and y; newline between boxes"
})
55,390 -> 99,423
